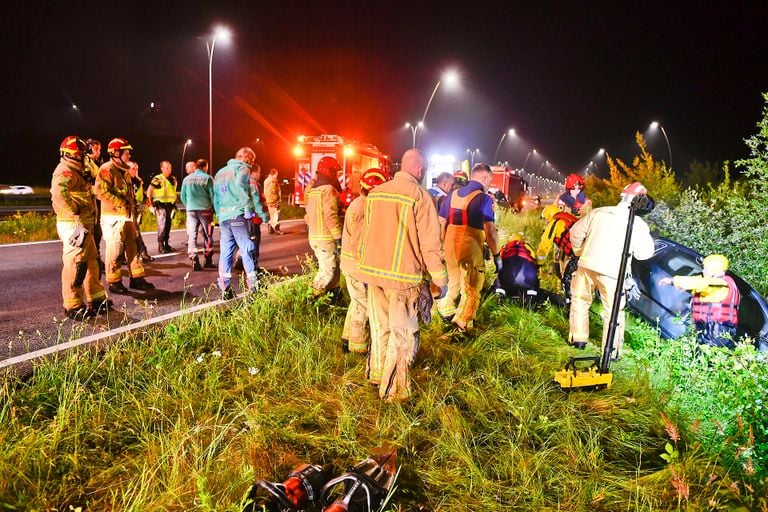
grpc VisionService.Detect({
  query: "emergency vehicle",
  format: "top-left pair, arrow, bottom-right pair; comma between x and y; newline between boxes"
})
489,165 -> 528,211
292,134 -> 390,210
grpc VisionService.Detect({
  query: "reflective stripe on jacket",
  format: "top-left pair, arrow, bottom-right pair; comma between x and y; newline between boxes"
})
305,184 -> 342,241
95,160 -> 134,219
340,195 -> 366,280
444,189 -> 485,268
359,172 -> 447,289
50,158 -> 96,224
150,173 -> 178,204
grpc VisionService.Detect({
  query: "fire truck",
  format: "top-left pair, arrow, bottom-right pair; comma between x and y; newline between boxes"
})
489,165 -> 528,211
292,134 -> 390,210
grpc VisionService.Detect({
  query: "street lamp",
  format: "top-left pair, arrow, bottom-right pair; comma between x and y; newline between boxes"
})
649,121 -> 672,169
404,121 -> 423,149
204,25 -> 231,170
180,139 -> 192,179
521,149 -> 536,172
466,148 -> 480,167
420,69 -> 459,125
493,128 -> 516,164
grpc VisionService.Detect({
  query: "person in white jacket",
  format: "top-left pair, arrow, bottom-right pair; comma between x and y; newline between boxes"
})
568,182 -> 656,359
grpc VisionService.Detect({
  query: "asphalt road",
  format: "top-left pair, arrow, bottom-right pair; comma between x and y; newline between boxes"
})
0,220 -> 311,362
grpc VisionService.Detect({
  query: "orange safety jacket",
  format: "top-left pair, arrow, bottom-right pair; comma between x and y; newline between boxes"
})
340,195 -> 366,280
305,183 -> 342,241
50,158 -> 97,225
95,160 -> 134,219
500,239 -> 535,264
692,275 -> 740,325
444,189 -> 485,268
550,211 -> 578,256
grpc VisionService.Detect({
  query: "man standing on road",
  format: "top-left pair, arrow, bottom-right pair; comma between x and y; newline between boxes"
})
568,181 -> 655,359
51,136 -> 110,319
437,162 -> 500,332
359,149 -> 448,402
264,168 -> 283,235
305,156 -> 343,297
95,138 -> 154,294
147,161 -> 178,254
213,147 -> 259,299
181,158 -> 216,271
247,163 -> 271,272
127,161 -> 153,263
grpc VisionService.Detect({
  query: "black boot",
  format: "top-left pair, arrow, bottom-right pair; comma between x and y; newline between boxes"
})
204,255 -> 216,268
192,255 -> 202,271
141,251 -> 154,262
274,224 -> 284,235
129,277 -> 155,290
268,225 -> 275,235
158,243 -> 167,254
163,243 -> 175,252
109,282 -> 130,294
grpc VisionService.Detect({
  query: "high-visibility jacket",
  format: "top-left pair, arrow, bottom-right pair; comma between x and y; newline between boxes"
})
181,169 -> 214,211
95,160 -> 134,219
570,203 -> 655,279
149,173 -> 178,204
673,274 -> 740,325
537,211 -> 577,264
305,183 -> 342,241
85,156 -> 100,183
130,175 -> 145,204
359,172 -> 447,290
340,195 -> 366,280
501,239 -> 536,264
50,158 -> 96,225
263,174 -> 281,206
444,188 -> 486,268
213,159 -> 255,222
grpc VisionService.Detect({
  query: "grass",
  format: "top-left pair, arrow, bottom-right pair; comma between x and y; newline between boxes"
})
0,210 -> 766,510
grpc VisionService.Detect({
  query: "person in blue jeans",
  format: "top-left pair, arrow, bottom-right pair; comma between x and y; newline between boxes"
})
181,159 -> 216,271
213,147 -> 259,299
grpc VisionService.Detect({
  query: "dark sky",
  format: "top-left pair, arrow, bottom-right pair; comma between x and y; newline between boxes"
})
2,0 -> 767,185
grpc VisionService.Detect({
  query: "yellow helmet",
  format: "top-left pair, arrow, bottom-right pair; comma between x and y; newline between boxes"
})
541,204 -> 560,223
702,254 -> 729,275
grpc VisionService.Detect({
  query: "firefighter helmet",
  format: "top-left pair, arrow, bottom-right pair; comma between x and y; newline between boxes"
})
360,167 -> 388,192
316,156 -> 341,178
107,137 -> 133,157
564,173 -> 585,190
621,181 -> 647,197
59,136 -> 87,162
453,170 -> 469,187
703,254 -> 729,275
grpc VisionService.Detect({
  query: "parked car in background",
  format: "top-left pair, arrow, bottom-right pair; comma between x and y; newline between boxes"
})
629,236 -> 768,352
0,185 -> 34,195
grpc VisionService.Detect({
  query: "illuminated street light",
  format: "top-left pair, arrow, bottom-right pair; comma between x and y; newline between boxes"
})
420,69 -> 460,126
649,121 -> 672,169
180,139 -> 192,179
404,121 -> 424,149
466,147 -> 480,167
493,128 -> 516,163
203,25 -> 231,169
521,149 -> 537,172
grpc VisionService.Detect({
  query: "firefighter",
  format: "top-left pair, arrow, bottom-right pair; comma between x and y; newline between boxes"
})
537,203 -> 579,301
452,169 -> 469,190
95,138 -> 154,294
437,162 -> 500,331
358,149 -> 447,401
305,156 -> 343,297
213,147 -> 259,299
568,182 -> 654,359
557,173 -> 592,217
496,233 -> 539,300
658,254 -> 741,349
51,136 -> 110,319
147,161 -> 178,253
264,168 -> 283,235
126,161 -> 153,263
340,167 -> 389,354
427,172 -> 454,211
181,158 -> 216,271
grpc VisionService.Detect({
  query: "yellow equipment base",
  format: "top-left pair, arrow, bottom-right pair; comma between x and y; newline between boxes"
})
554,356 -> 614,391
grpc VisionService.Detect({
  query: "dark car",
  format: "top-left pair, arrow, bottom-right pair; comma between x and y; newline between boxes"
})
628,236 -> 768,351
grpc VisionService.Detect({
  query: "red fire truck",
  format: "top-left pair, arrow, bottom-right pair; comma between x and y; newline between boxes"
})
292,134 -> 390,210
490,165 -> 529,211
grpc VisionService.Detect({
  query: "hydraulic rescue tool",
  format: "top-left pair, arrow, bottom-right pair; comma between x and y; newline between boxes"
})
554,194 -> 652,391
319,452 -> 398,512
242,463 -> 334,512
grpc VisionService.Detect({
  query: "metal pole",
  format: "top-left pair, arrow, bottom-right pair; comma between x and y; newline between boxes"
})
207,37 -> 217,170
521,151 -> 532,172
420,80 -> 442,125
660,125 -> 672,169
180,142 -> 188,180
493,133 -> 507,164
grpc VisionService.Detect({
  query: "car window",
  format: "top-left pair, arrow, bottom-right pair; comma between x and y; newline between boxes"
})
657,254 -> 700,276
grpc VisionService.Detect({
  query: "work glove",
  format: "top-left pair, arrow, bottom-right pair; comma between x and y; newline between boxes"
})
68,222 -> 88,248
493,253 -> 503,273
624,275 -> 641,301
243,210 -> 256,220
437,284 -> 448,300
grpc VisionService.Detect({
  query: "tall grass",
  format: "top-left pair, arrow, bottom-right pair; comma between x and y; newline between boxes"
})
0,212 -> 57,243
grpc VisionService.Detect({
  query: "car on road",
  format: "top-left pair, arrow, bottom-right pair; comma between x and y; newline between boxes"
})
629,236 -> 768,351
0,185 -> 34,195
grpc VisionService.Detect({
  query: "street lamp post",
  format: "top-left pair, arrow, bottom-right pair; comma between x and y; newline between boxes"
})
521,149 -> 536,172
493,128 -> 516,164
180,139 -> 192,179
420,69 -> 459,125
466,148 -> 480,167
204,26 -> 231,170
650,121 -> 672,169
404,121 -> 423,149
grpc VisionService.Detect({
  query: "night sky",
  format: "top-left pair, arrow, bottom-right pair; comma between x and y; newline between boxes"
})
2,0 -> 767,185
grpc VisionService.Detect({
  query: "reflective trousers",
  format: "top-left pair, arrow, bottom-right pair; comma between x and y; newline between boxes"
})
342,274 -> 369,353
437,259 -> 485,329
309,239 -> 340,294
101,217 -> 145,283
268,204 -> 280,230
56,222 -> 106,309
186,210 -> 214,258
367,284 -> 420,401
569,267 -> 625,356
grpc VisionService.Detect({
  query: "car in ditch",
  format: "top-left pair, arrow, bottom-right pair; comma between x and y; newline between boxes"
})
0,185 -> 34,195
628,236 -> 768,351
